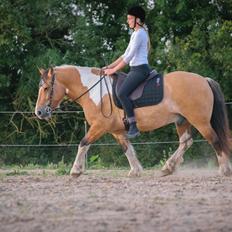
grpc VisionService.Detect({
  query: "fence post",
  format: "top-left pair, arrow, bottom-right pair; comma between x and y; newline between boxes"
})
84,120 -> 88,169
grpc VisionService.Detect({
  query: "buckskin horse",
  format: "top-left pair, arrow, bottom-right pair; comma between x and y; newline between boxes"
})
35,65 -> 232,177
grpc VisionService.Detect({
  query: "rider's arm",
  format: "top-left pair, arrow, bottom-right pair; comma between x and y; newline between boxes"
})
121,31 -> 143,64
103,57 -> 123,69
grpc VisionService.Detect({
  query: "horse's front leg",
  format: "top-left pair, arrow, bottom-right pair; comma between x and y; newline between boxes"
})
70,143 -> 90,177
126,142 -> 143,177
70,124 -> 104,177
112,133 -> 143,177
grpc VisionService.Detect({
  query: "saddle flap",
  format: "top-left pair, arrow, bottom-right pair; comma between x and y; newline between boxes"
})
130,69 -> 158,100
112,70 -> 163,109
130,81 -> 146,100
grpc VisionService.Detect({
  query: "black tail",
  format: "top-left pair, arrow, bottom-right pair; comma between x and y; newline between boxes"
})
207,78 -> 231,154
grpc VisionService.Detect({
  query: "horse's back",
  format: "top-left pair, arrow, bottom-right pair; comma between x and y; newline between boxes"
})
165,71 -> 207,85
164,71 -> 212,95
164,71 -> 214,121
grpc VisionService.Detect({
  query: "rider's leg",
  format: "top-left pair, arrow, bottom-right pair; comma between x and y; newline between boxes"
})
117,64 -> 150,138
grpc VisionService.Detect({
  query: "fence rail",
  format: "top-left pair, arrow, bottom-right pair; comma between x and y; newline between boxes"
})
0,101 -> 231,148
0,140 -> 212,148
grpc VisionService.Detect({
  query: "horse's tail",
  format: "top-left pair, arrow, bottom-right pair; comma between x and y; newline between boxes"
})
206,78 -> 231,154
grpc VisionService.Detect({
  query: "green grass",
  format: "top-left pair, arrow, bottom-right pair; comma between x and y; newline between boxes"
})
6,169 -> 29,176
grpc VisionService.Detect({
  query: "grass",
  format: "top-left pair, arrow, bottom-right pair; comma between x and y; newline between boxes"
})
0,163 -> 57,177
0,162 -> 160,178
1,152 -> 216,178
6,169 -> 29,176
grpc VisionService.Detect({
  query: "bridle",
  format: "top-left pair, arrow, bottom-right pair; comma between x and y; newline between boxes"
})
40,69 -> 113,118
39,71 -> 56,115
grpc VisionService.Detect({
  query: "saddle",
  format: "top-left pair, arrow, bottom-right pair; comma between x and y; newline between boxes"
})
112,70 -> 164,109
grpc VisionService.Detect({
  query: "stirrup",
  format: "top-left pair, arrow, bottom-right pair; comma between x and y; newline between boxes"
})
127,123 -> 140,138
127,130 -> 140,139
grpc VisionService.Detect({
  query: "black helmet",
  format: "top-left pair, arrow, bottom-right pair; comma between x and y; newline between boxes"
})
127,6 -> 145,22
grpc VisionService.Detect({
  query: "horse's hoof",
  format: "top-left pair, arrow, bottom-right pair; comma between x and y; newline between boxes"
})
161,162 -> 176,177
70,171 -> 82,178
70,167 -> 82,178
219,165 -> 232,177
159,169 -> 172,177
128,169 -> 142,177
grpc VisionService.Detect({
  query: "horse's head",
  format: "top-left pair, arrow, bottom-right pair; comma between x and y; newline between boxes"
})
35,67 -> 66,120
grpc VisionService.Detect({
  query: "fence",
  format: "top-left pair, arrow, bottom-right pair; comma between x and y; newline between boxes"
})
1,101 -> 232,147
0,102 -> 231,167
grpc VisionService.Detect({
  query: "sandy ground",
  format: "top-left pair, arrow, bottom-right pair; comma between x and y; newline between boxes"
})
0,168 -> 232,232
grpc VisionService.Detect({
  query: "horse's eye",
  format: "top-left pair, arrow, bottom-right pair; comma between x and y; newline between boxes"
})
44,87 -> 48,91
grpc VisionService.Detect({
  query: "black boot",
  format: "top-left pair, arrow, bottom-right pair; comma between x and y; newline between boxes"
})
127,122 -> 140,138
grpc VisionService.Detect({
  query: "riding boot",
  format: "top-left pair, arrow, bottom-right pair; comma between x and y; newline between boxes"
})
127,122 -> 140,138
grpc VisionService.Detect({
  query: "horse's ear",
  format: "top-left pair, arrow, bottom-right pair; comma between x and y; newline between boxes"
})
38,68 -> 45,76
47,67 -> 54,78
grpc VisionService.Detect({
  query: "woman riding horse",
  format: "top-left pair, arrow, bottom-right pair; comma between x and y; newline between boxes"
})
104,6 -> 151,138
35,7 -> 231,178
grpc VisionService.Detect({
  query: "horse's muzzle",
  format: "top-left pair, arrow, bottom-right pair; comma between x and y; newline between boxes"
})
35,105 -> 52,119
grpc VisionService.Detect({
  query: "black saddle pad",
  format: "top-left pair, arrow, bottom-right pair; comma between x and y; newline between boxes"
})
112,70 -> 164,109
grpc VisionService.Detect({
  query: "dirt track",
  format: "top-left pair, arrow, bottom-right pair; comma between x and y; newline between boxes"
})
0,168 -> 232,232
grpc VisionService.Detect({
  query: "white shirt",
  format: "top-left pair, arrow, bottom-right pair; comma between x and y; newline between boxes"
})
122,28 -> 149,66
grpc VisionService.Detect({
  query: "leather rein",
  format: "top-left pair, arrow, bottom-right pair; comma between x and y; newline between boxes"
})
41,70 -> 113,118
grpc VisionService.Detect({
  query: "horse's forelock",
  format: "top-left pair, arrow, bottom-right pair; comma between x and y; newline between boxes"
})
40,69 -> 48,78
40,67 -> 54,78
39,69 -> 50,87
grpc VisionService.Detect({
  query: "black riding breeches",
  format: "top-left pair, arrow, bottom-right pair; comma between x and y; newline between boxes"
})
117,64 -> 151,120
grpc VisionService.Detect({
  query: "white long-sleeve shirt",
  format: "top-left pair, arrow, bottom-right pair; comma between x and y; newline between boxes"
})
122,28 -> 149,66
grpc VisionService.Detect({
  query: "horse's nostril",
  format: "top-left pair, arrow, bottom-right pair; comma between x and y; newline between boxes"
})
36,106 -> 52,119
45,106 -> 52,113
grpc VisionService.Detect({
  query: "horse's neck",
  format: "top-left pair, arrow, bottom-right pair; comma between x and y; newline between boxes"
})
71,67 -> 114,123
75,67 -> 113,106
55,66 -> 82,99
57,65 -> 113,108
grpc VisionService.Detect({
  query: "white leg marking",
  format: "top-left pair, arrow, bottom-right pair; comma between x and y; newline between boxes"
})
125,143 -> 143,177
217,152 -> 232,176
162,131 -> 193,174
70,145 -> 90,177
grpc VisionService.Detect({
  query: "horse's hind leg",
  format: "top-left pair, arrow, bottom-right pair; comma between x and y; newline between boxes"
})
194,123 -> 232,176
112,133 -> 143,177
161,119 -> 193,176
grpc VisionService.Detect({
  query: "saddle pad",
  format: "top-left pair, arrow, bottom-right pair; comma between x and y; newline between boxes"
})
112,71 -> 164,109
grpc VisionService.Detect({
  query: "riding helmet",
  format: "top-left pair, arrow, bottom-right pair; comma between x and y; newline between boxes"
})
127,6 -> 145,22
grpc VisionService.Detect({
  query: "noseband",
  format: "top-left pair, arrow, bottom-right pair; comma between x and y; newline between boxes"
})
39,72 -> 56,113
47,73 -> 55,111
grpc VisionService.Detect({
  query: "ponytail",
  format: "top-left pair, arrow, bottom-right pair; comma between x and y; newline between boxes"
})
142,24 -> 151,54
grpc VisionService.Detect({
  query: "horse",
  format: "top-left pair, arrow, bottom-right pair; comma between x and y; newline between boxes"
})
35,65 -> 232,177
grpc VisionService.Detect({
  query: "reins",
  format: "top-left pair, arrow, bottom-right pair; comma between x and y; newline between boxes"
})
70,73 -> 106,103
47,70 -> 113,118
99,73 -> 113,118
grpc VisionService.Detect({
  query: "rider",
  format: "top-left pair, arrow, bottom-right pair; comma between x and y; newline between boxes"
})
104,6 -> 151,138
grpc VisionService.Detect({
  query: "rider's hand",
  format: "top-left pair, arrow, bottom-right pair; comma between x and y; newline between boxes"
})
104,68 -> 116,76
